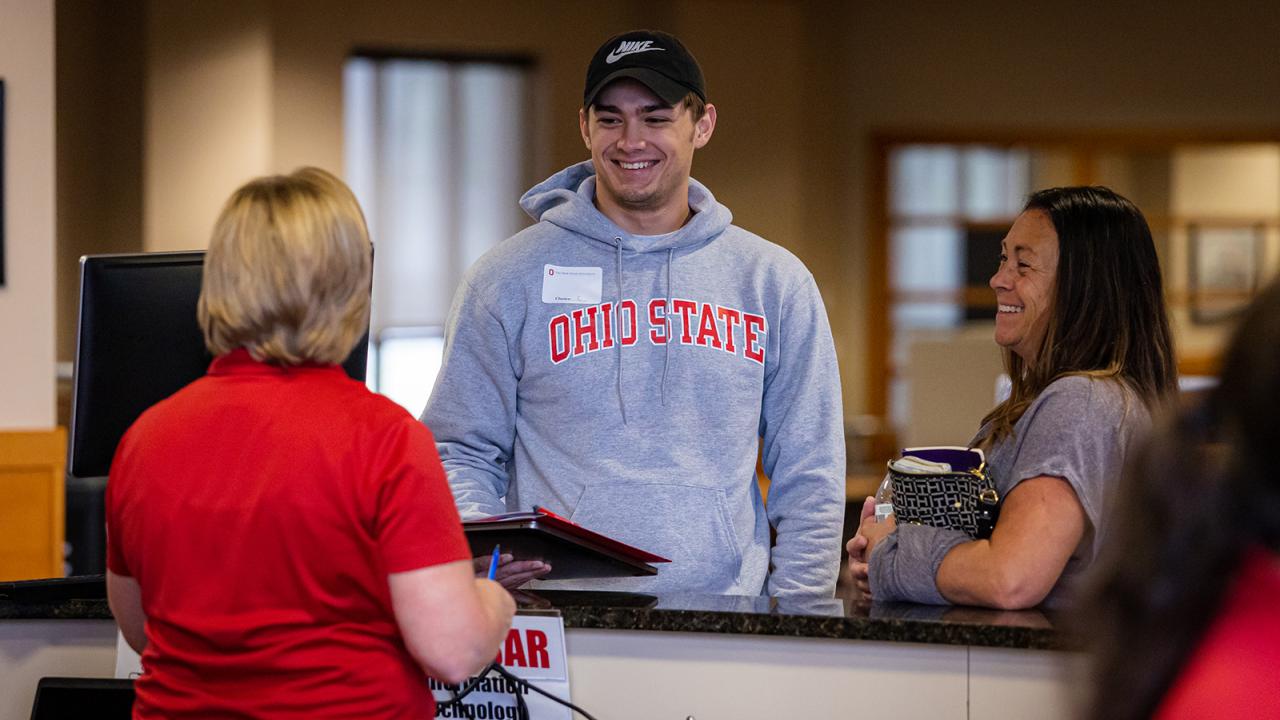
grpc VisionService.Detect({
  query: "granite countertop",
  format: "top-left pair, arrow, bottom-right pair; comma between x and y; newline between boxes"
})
521,590 -> 1062,650
0,576 -> 1062,650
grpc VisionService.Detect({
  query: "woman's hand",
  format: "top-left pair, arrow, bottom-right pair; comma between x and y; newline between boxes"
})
472,553 -> 553,590
859,507 -> 897,559
846,496 -> 895,603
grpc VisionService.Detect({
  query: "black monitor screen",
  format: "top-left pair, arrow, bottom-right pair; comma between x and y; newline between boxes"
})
68,251 -> 370,480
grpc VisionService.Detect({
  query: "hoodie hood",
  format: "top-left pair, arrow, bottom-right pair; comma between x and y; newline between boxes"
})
519,160 -> 732,252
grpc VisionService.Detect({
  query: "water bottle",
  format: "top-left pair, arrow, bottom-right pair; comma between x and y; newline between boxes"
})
874,473 -> 894,523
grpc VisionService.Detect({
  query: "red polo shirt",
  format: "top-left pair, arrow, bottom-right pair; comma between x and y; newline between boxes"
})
1155,548 -> 1280,719
107,349 -> 470,718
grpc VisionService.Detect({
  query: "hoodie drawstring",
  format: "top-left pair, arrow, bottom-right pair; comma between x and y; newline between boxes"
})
613,240 -> 673,418
614,238 -> 628,425
661,247 -> 673,406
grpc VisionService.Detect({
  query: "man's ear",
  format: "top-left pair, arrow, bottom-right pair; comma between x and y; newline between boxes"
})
579,107 -> 592,151
693,103 -> 717,149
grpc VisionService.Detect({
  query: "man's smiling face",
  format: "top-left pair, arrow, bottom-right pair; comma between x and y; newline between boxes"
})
579,79 -> 713,228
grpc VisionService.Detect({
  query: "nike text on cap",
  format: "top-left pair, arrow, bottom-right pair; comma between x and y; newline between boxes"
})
583,29 -> 706,108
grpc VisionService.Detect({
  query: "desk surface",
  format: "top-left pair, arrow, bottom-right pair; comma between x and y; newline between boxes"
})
1,575 -> 1060,651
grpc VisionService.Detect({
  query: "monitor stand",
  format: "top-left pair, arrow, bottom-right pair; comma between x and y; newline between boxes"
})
65,476 -> 107,576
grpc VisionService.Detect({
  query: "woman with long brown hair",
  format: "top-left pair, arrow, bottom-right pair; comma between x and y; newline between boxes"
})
849,186 -> 1177,609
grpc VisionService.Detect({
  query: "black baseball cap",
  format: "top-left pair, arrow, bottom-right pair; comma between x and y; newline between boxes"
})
583,30 -> 706,108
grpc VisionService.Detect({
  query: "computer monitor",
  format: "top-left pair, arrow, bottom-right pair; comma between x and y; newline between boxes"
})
65,250 -> 370,573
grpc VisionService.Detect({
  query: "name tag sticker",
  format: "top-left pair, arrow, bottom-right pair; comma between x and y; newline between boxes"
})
541,265 -> 602,304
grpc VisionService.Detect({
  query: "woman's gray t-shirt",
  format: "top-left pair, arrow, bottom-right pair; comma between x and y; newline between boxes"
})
869,375 -> 1150,607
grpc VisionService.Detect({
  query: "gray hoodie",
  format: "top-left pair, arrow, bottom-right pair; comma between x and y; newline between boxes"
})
422,161 -> 845,596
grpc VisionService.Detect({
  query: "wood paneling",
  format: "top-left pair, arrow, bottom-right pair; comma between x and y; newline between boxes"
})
0,428 -> 66,581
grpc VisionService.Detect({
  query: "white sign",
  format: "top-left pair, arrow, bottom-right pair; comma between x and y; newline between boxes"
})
433,612 -> 572,720
541,265 -> 602,304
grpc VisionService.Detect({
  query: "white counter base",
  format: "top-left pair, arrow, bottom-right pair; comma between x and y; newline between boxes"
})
565,628 -> 1076,720
0,620 -> 116,720
0,620 -> 1078,720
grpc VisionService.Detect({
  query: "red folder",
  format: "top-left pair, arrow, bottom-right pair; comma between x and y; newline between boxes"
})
463,507 -> 670,579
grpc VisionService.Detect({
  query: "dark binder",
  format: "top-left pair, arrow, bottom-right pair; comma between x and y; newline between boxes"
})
463,507 -> 670,579
30,678 -> 135,720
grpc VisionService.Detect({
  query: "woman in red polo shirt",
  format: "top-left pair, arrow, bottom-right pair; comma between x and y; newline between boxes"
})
106,167 -> 514,718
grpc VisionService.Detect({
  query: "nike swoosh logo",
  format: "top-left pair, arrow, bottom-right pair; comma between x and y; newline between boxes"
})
606,46 -> 665,64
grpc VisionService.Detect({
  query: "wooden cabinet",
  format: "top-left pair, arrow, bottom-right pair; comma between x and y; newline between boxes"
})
0,428 -> 66,581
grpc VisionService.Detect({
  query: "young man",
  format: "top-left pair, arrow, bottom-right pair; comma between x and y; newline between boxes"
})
422,30 -> 845,596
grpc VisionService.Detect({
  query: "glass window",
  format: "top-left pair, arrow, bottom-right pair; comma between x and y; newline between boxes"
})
344,55 -> 532,415
962,146 -> 1029,220
370,328 -> 446,420
890,225 -> 963,292
890,145 -> 959,217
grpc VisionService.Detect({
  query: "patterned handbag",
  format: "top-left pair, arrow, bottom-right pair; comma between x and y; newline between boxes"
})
885,446 -> 1000,539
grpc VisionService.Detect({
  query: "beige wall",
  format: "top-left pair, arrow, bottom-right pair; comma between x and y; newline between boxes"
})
55,0 -> 146,362
54,0 -> 1280,426
0,0 -> 56,429
145,0 -> 274,252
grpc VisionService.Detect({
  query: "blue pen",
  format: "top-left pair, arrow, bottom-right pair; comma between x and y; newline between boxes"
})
487,544 -> 501,580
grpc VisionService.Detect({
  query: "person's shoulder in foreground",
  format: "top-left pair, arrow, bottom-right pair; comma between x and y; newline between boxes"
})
1083,279 -> 1280,720
1153,548 -> 1280,719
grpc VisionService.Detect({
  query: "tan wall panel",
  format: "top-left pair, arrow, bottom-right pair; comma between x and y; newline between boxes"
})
0,0 -> 56,428
55,0 -> 146,363
144,0 -> 274,252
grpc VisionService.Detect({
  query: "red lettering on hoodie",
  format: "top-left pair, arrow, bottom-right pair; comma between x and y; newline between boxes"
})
551,298 -> 763,364
717,306 -> 741,354
549,315 -> 571,364
600,302 -> 615,350
695,302 -> 723,349
619,300 -> 638,346
671,299 -> 698,345
572,306 -> 599,355
648,299 -> 668,345
743,312 -> 766,365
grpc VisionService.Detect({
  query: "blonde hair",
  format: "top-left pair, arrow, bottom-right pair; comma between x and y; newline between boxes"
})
197,167 -> 371,365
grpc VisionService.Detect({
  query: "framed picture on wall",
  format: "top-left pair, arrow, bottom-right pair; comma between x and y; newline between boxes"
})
1188,223 -> 1265,324
962,223 -> 1013,321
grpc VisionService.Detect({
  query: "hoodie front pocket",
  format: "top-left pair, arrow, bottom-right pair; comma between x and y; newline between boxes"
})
569,482 -> 741,592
